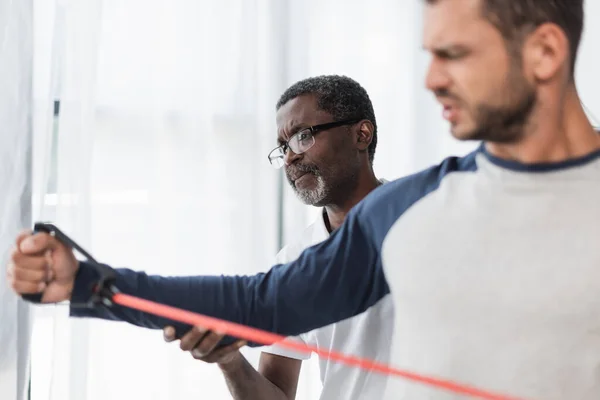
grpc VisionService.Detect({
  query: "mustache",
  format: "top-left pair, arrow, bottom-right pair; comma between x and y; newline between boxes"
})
434,89 -> 461,102
285,164 -> 320,180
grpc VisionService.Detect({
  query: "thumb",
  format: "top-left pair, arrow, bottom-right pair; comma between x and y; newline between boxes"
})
19,232 -> 63,254
15,229 -> 32,249
163,326 -> 176,342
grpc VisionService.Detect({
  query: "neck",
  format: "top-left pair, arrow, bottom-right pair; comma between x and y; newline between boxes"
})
323,167 -> 381,232
485,85 -> 600,163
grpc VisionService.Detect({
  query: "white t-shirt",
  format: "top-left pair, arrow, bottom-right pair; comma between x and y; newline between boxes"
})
263,207 -> 394,400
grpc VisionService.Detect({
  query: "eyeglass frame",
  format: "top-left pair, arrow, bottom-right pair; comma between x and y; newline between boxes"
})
267,118 -> 362,167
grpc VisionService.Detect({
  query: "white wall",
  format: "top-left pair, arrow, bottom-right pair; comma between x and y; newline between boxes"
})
576,1 -> 600,126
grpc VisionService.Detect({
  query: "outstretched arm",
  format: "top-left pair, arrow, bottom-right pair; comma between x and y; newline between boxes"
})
7,205 -> 387,345
69,207 -> 388,345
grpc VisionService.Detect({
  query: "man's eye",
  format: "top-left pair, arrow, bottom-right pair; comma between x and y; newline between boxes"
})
434,48 -> 468,61
444,50 -> 468,60
298,132 -> 311,142
447,53 -> 464,60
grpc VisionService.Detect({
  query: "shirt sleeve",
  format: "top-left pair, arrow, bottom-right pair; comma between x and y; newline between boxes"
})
69,206 -> 390,347
261,334 -> 312,360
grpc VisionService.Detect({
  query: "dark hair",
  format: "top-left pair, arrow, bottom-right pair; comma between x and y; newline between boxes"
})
426,0 -> 584,74
276,75 -> 378,164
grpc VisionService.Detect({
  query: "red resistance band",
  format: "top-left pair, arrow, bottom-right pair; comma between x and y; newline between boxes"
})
113,292 -> 528,400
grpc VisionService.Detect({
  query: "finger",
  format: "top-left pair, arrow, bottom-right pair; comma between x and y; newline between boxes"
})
11,264 -> 48,283
19,232 -> 61,255
10,250 -> 49,272
15,229 -> 32,250
179,325 -> 208,352
201,340 -> 246,363
163,326 -> 176,342
10,279 -> 46,294
190,330 -> 225,358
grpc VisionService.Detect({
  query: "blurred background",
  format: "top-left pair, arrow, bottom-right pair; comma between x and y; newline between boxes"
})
1,0 -> 599,399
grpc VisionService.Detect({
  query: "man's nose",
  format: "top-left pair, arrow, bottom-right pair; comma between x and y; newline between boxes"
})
284,149 -> 301,166
425,57 -> 451,93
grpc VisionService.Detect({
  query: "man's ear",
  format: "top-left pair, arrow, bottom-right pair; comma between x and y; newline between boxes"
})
355,120 -> 374,151
523,22 -> 570,82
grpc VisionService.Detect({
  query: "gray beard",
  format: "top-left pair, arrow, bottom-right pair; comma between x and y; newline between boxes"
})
293,174 -> 329,206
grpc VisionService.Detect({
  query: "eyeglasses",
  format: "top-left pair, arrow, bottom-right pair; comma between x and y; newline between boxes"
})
267,119 -> 361,169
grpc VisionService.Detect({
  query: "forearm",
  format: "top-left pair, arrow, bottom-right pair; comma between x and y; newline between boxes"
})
219,354 -> 290,400
69,263 -> 262,346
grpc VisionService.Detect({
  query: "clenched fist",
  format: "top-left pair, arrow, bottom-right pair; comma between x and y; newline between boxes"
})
6,229 -> 79,303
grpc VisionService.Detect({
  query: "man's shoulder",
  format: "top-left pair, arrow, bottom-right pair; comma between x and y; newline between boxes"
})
353,151 -> 479,243
366,152 -> 477,208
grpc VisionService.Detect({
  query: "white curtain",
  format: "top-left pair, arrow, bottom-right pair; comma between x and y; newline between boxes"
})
26,1 -> 600,400
0,1 -> 33,400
